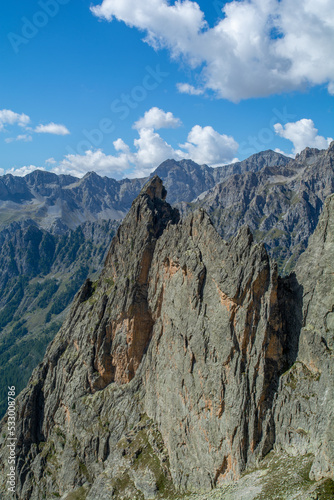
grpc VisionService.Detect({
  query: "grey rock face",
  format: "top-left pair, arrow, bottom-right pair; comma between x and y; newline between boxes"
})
194,143 -> 334,274
152,151 -> 289,206
0,170 -> 145,231
0,176 -> 291,498
143,211 -> 287,491
274,193 -> 334,481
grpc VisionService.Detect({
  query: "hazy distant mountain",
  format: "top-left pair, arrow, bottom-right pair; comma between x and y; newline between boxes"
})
0,170 -> 145,231
0,219 -> 118,418
189,143 -> 334,273
0,150 -> 289,231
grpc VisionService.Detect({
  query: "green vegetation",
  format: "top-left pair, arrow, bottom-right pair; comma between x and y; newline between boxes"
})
36,279 -> 59,309
0,221 -> 117,419
317,479 -> 334,498
0,276 -> 28,329
46,265 -> 89,322
111,414 -> 178,499
62,487 -> 88,500
0,321 -> 61,418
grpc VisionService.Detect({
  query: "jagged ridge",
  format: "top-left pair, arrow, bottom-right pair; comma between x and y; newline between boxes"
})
0,177 -> 333,499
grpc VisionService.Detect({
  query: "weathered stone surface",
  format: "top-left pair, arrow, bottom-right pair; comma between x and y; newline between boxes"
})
194,142 -> 334,274
274,193 -> 334,482
0,150 -> 288,232
143,210 -> 286,491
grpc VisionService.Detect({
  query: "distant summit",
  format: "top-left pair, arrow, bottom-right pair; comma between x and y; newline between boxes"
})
0,150 -> 289,231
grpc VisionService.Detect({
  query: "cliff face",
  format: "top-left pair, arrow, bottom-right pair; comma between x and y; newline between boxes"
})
194,142 -> 334,274
144,209 -> 286,490
0,219 -> 119,420
274,193 -> 334,482
0,178 -> 333,499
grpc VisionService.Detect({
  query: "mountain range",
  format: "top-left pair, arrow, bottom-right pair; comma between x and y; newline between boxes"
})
0,145 -> 334,420
0,175 -> 333,499
0,150 -> 289,232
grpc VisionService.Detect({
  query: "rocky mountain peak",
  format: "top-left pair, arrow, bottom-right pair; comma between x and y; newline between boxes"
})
327,140 -> 334,154
0,178 -> 294,498
1,169 -> 334,498
140,174 -> 167,201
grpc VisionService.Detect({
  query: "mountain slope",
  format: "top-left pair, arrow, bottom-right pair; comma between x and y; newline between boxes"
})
0,170 -> 145,231
2,177 -> 332,499
151,150 -> 289,205
0,219 -> 118,419
193,143 -> 334,273
274,192 -> 334,481
0,151 -> 289,232
0,146 -> 332,424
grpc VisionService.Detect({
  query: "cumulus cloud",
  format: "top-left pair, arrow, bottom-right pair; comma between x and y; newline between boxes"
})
177,83 -> 204,96
51,123 -> 239,179
113,138 -> 130,153
132,127 -> 178,175
133,107 -> 182,130
5,134 -> 33,143
5,165 -> 43,177
179,125 -> 239,165
91,0 -> 206,62
1,109 -> 70,143
0,109 -> 30,131
35,123 -> 70,135
4,108 -> 239,178
274,148 -> 294,158
53,149 -> 131,178
45,158 -> 57,165
52,131 -> 178,179
274,119 -> 333,154
91,0 -> 334,101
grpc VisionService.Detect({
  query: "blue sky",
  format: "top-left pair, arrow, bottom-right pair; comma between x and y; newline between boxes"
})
1,0 -> 333,178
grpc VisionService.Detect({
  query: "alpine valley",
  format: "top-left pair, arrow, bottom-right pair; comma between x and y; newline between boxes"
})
0,144 -> 333,499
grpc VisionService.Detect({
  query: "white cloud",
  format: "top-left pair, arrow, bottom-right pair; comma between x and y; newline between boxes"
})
91,0 -> 334,101
52,149 -> 131,178
5,165 -> 43,177
0,109 -> 30,131
274,148 -> 294,158
5,134 -> 33,143
274,119 -> 333,154
132,127 -> 178,175
91,0 -> 206,63
35,122 -> 70,135
179,125 -> 239,165
133,107 -> 182,130
113,138 -> 130,153
45,157 -> 57,165
0,110 -> 70,143
0,168 -> 4,176
177,82 -> 204,96
4,108 -> 239,179
52,121 -> 239,178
